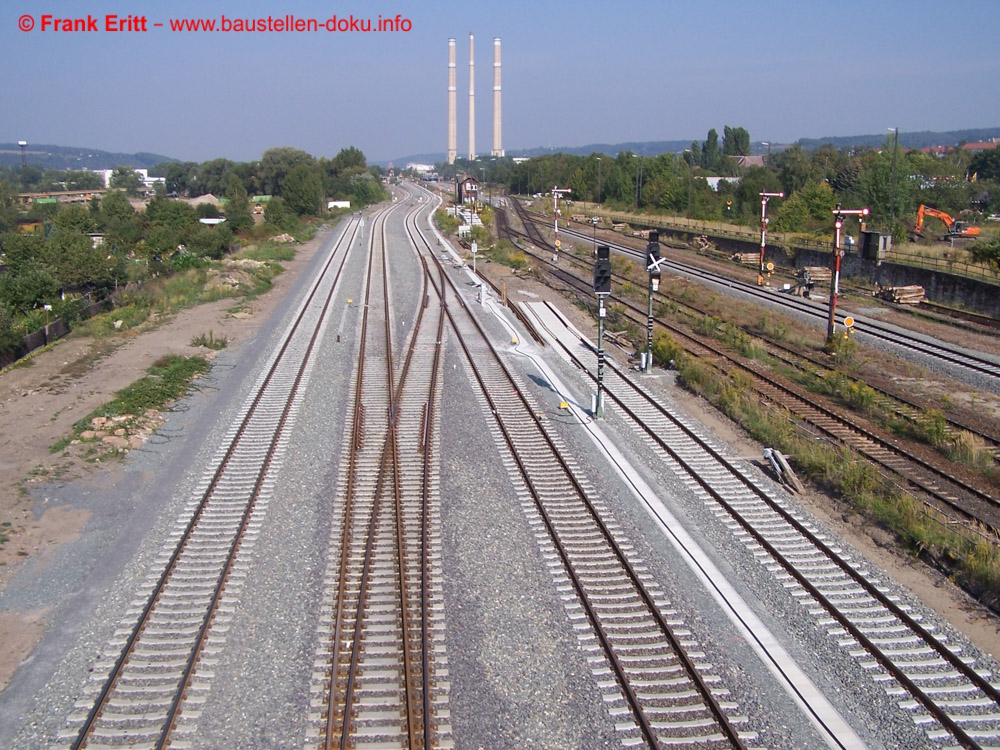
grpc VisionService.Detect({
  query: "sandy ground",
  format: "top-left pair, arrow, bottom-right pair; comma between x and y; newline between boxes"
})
1,221 -> 997,695
0,230 -> 326,688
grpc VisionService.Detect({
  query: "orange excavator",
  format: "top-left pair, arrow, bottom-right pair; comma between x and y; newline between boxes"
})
913,204 -> 981,240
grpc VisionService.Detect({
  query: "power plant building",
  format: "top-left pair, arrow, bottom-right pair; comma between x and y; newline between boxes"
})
447,34 -> 503,163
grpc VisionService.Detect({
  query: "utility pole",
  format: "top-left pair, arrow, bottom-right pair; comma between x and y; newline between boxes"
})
827,204 -> 869,348
596,156 -> 602,205
888,127 -> 899,236
758,191 -> 784,285
18,140 -> 27,192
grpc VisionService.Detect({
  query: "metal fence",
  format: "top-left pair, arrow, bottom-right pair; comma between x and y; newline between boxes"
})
1,298 -> 113,369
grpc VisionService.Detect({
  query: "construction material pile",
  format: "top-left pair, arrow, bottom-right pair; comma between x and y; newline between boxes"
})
875,284 -> 925,304
731,252 -> 761,265
801,266 -> 832,284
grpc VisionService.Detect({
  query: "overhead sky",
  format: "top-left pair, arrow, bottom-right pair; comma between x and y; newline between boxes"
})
4,0 -> 998,165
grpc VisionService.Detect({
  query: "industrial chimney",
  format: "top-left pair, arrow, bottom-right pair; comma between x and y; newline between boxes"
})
492,37 -> 504,157
447,38 -> 457,164
468,33 -> 476,161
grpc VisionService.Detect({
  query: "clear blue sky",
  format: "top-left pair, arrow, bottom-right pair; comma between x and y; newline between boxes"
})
4,0 -> 998,164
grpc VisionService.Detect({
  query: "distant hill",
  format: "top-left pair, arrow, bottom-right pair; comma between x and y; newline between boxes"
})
0,143 -> 176,171
388,127 -> 1000,167
795,127 -> 1000,151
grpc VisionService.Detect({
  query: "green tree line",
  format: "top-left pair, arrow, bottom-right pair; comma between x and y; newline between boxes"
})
446,128 -> 1000,243
0,146 -> 387,351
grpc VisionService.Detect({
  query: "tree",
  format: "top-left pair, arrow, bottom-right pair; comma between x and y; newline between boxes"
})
99,190 -> 142,251
264,196 -> 295,231
224,174 -> 254,232
701,129 -> 720,171
773,145 -> 812,195
772,181 -> 836,232
0,261 -> 60,314
47,228 -> 124,290
970,236 -> 1000,273
0,231 -> 46,274
162,161 -> 199,196
332,146 -> 367,172
968,148 -> 1000,182
195,158 -> 237,197
63,170 -> 105,191
53,204 -> 95,234
722,126 -> 751,157
350,173 -> 384,207
259,147 -> 316,196
109,166 -> 144,196
282,164 -> 323,216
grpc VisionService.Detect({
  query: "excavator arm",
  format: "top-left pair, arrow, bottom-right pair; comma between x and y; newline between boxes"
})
913,205 -> 980,238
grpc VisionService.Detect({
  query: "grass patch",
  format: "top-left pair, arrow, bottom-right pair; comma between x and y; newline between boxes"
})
676,355 -> 1000,609
66,354 -> 210,438
237,244 -> 296,263
191,330 -> 228,350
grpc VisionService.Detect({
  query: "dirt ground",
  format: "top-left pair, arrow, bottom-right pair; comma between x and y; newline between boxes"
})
1,224 -> 997,695
0,231 -> 327,689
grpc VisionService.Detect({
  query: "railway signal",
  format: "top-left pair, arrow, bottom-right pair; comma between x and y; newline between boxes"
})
759,191 -> 784,286
827,205 -> 868,348
643,232 -> 662,374
593,245 -> 611,418
552,186 -> 571,260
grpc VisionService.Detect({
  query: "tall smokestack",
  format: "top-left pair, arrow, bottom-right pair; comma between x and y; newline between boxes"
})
468,32 -> 476,161
447,38 -> 457,164
492,37 -> 504,157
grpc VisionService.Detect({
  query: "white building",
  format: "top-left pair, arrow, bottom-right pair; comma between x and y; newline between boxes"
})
93,167 -> 162,190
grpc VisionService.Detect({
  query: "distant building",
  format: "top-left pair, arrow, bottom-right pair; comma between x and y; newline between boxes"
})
94,167 -> 163,190
961,139 -> 1000,152
16,218 -> 43,234
457,176 -> 479,205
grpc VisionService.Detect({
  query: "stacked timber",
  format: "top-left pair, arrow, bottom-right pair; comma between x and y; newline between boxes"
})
875,285 -> 925,304
801,266 -> 832,284
732,252 -> 761,265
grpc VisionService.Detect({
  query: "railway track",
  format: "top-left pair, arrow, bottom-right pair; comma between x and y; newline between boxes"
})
307,194 -> 453,749
546,210 -> 1000,387
521,299 -> 1000,749
40,184 -> 997,749
420,192 -> 757,747
500,202 -> 1000,541
67,214 -> 365,748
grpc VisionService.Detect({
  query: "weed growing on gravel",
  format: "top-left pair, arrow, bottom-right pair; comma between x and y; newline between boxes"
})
190,330 -> 228,350
675,359 -> 1000,607
68,355 -> 210,435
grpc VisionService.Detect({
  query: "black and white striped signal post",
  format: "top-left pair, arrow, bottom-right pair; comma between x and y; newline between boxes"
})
593,245 -> 612,418
644,232 -> 663,374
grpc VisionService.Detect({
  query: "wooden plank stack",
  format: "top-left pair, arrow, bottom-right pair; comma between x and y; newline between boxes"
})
732,252 -> 761,265
875,285 -> 925,304
801,266 -> 832,284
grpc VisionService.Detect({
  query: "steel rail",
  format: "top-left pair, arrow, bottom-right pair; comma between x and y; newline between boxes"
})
414,200 -> 746,748
73,216 -> 362,749
547,316 -> 1000,749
